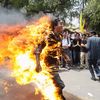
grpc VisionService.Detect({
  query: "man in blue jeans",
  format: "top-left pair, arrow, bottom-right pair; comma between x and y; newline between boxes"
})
87,31 -> 100,81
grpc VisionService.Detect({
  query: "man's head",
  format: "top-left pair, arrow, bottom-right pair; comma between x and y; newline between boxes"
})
82,34 -> 87,39
75,32 -> 80,39
51,19 -> 64,33
90,31 -> 97,36
98,34 -> 100,37
63,28 -> 69,34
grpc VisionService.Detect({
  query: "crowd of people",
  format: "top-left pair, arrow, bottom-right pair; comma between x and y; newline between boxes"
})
61,29 -> 88,69
61,25 -> 100,81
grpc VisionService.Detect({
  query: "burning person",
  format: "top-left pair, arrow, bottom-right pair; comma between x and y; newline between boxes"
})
0,16 -> 66,100
34,18 -> 66,100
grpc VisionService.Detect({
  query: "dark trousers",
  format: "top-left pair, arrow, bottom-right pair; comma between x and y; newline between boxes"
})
73,50 -> 80,65
88,59 -> 100,78
53,73 -> 66,100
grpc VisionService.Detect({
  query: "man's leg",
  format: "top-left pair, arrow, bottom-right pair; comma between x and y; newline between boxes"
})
53,73 -> 66,100
88,59 -> 96,80
62,49 -> 67,68
80,52 -> 85,68
93,60 -> 100,79
73,50 -> 77,65
85,53 -> 89,68
71,50 -> 75,65
75,51 -> 80,65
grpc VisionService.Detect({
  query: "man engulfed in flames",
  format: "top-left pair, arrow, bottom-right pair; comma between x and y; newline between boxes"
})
0,16 -> 65,100
34,18 -> 66,100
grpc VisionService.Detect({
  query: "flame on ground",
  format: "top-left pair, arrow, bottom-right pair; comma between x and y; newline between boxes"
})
0,16 -> 63,100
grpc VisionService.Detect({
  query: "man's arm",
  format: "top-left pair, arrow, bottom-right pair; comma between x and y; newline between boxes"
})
34,41 -> 46,72
87,38 -> 91,51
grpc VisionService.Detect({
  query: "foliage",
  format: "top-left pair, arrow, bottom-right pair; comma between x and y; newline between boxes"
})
0,0 -> 79,19
83,0 -> 100,32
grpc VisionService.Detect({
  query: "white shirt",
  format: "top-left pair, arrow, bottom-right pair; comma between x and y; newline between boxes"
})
62,38 -> 71,47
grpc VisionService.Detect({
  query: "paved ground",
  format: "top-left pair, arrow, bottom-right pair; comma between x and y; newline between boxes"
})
0,68 -> 82,100
60,68 -> 100,100
0,67 -> 100,100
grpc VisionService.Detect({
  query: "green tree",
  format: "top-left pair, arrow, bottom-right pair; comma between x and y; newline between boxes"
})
0,0 -> 29,8
83,0 -> 100,32
0,0 -> 79,19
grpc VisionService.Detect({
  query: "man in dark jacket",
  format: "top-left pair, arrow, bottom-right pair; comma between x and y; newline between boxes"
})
87,31 -> 100,81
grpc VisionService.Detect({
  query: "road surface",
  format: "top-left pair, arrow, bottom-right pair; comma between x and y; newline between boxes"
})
60,68 -> 100,100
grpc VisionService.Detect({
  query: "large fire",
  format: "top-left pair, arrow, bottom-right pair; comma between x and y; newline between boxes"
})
0,16 -> 63,100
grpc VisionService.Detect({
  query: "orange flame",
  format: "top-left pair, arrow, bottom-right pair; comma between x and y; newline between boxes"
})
0,16 -> 63,100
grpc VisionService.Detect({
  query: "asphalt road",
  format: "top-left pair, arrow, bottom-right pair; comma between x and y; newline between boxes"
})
0,68 -> 81,100
0,67 -> 100,100
60,68 -> 100,100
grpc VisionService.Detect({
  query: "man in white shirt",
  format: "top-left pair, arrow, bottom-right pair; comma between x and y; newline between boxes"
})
61,29 -> 71,68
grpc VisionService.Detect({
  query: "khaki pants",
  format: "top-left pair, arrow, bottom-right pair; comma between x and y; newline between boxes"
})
80,52 -> 88,68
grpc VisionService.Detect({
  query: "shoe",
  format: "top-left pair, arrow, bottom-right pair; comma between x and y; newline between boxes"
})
80,67 -> 84,69
98,76 -> 100,81
91,77 -> 96,81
